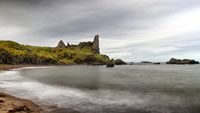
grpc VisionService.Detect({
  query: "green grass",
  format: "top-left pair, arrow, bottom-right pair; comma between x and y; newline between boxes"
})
0,40 -> 110,65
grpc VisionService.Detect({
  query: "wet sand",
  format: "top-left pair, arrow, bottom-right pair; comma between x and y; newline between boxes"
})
0,65 -> 43,113
0,92 -> 42,113
0,64 -> 34,71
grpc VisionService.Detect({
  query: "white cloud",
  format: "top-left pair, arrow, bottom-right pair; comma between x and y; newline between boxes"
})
101,6 -> 200,61
148,7 -> 200,40
0,26 -> 24,39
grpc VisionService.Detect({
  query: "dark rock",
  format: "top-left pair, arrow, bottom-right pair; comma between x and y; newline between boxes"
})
92,35 -> 100,54
128,62 -> 135,65
114,59 -> 127,65
154,62 -> 161,65
74,54 -> 106,65
106,59 -> 115,67
85,54 -> 97,64
56,40 -> 66,48
0,94 -> 6,97
166,58 -> 199,64
8,105 -> 31,113
141,61 -> 153,64
0,48 -> 58,65
0,48 -> 14,64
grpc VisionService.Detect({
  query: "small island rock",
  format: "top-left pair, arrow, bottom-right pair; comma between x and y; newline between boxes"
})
166,58 -> 199,64
106,60 -> 115,67
114,59 -> 127,65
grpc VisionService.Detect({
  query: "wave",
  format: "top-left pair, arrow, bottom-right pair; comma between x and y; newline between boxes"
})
0,78 -> 185,113
0,70 -> 23,81
12,66 -> 51,71
0,76 -> 152,112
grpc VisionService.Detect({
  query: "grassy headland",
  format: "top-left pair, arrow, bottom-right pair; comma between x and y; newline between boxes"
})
0,40 -> 110,65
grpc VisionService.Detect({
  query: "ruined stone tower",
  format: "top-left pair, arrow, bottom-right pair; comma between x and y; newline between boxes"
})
92,35 -> 100,54
56,40 -> 66,48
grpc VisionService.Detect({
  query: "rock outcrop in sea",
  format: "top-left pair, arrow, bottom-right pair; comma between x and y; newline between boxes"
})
114,59 -> 127,65
166,58 -> 199,64
106,59 -> 115,67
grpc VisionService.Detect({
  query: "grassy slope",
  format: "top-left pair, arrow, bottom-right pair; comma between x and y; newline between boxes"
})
0,40 -> 109,65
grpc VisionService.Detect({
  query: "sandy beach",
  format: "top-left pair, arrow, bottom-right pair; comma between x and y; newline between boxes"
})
0,92 -> 42,113
0,65 -> 43,113
0,65 -> 33,71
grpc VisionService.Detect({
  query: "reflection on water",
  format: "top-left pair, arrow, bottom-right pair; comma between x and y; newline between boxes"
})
0,65 -> 200,113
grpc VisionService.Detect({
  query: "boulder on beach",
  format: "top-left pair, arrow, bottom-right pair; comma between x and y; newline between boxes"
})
114,59 -> 127,65
166,58 -> 199,64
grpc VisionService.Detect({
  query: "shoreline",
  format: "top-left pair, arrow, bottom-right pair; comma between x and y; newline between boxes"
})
0,64 -> 106,71
0,64 -> 100,113
0,92 -> 43,113
0,64 -> 41,71
0,65 -> 43,113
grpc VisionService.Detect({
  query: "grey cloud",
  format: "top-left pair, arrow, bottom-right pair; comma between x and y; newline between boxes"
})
0,0 -> 199,61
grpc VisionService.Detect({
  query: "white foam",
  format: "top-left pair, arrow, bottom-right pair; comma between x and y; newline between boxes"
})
0,68 -> 156,110
0,79 -> 149,109
0,70 -> 23,80
12,66 -> 51,71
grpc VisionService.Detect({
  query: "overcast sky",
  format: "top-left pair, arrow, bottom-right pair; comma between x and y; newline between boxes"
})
0,0 -> 200,62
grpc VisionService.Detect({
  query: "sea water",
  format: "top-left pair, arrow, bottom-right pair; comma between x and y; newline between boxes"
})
0,65 -> 200,113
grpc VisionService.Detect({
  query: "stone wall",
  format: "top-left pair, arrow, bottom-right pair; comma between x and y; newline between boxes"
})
56,40 -> 66,48
92,35 -> 100,54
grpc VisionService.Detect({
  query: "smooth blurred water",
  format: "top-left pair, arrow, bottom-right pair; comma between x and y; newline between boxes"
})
0,65 -> 200,113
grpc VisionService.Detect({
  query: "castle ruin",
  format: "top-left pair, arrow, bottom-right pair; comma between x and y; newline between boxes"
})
56,40 -> 66,48
92,35 -> 100,54
56,35 -> 100,54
